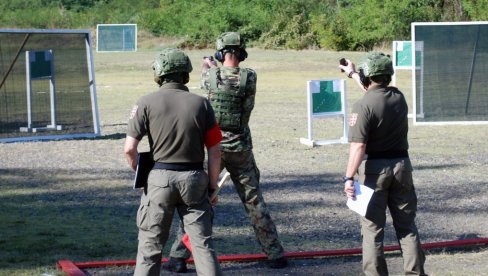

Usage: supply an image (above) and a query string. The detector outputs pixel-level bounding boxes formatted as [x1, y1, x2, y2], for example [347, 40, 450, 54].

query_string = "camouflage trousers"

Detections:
[169, 150, 285, 260]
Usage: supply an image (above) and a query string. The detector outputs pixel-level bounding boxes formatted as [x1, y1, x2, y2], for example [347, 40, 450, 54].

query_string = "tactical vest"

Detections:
[208, 67, 247, 132]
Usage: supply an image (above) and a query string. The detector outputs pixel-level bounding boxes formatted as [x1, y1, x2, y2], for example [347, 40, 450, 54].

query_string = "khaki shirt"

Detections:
[127, 82, 217, 163]
[348, 86, 409, 154]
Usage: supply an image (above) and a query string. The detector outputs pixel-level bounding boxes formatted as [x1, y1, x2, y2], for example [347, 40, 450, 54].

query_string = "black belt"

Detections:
[366, 150, 409, 160]
[153, 162, 203, 171]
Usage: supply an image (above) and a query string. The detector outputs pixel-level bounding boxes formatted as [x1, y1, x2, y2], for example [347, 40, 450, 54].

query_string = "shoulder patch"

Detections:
[129, 105, 138, 120]
[349, 113, 358, 126]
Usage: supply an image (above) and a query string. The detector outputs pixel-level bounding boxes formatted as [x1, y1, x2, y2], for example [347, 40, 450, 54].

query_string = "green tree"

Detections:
[0, 0, 483, 50]
[461, 0, 488, 20]
[259, 0, 333, 49]
[336, 0, 441, 50]
[139, 0, 274, 48]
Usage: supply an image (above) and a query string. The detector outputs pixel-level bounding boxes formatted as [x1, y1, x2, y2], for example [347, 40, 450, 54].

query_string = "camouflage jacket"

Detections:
[202, 66, 257, 152]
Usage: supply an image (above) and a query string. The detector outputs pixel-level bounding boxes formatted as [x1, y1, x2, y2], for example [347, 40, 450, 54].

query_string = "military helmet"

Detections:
[216, 32, 245, 51]
[359, 52, 394, 77]
[152, 48, 193, 77]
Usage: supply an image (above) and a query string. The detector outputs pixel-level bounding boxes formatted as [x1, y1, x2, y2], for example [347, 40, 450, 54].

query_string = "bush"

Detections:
[334, 0, 442, 51]
[0, 0, 481, 51]
[462, 0, 488, 20]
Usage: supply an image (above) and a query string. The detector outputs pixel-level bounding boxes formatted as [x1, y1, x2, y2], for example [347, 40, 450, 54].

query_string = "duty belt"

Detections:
[153, 162, 203, 171]
[366, 150, 409, 160]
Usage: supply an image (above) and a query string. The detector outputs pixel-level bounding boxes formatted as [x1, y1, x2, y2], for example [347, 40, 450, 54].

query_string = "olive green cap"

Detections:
[216, 32, 245, 51]
[152, 48, 193, 77]
[359, 52, 394, 77]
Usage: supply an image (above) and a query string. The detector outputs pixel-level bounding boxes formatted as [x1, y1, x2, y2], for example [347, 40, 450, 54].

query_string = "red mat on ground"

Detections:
[57, 237, 488, 276]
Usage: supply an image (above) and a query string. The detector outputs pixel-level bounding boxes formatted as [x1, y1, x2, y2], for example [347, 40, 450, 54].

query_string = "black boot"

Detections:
[266, 257, 288, 269]
[162, 257, 188, 273]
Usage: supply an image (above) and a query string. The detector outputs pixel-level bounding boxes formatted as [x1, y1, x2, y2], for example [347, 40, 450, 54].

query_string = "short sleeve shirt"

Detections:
[127, 82, 217, 163]
[348, 86, 409, 154]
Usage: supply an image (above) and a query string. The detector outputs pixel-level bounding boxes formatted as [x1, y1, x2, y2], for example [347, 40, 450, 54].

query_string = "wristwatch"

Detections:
[342, 176, 354, 183]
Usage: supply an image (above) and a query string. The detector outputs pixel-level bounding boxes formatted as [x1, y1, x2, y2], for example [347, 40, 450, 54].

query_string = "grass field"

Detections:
[0, 48, 487, 275]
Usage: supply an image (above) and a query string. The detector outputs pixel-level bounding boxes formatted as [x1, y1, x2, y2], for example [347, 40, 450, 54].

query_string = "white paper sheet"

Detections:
[346, 181, 374, 217]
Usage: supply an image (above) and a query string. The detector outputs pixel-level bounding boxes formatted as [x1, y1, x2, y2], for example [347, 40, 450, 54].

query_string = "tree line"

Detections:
[1, 0, 487, 50]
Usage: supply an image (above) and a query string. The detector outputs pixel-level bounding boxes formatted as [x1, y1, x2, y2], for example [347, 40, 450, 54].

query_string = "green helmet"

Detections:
[152, 48, 193, 77]
[359, 52, 394, 77]
[216, 32, 245, 51]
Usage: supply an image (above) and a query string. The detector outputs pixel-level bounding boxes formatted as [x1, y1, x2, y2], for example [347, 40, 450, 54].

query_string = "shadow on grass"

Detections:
[69, 132, 126, 141]
[414, 163, 464, 170]
[98, 133, 127, 140]
[0, 168, 486, 271]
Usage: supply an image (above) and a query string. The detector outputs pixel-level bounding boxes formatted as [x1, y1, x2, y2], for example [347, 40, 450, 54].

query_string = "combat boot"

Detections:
[162, 257, 188, 273]
[266, 256, 288, 269]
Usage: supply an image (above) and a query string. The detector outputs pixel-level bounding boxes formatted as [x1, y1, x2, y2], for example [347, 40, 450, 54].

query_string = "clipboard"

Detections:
[133, 152, 155, 189]
[346, 181, 374, 217]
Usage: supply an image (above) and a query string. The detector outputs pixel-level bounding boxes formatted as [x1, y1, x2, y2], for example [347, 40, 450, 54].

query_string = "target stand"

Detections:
[20, 50, 63, 133]
[300, 79, 348, 146]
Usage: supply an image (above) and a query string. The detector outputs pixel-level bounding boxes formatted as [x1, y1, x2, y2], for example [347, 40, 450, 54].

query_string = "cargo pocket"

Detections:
[394, 159, 415, 191]
[136, 196, 151, 231]
[361, 159, 388, 190]
[361, 160, 389, 221]
[180, 171, 208, 206]
[148, 170, 169, 188]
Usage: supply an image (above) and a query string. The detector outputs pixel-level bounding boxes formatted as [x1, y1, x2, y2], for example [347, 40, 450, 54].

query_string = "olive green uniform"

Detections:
[168, 66, 285, 261]
[128, 82, 222, 276]
[349, 86, 426, 276]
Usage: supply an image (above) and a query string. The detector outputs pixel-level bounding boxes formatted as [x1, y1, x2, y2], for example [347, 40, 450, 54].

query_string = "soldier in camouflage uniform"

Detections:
[163, 32, 287, 273]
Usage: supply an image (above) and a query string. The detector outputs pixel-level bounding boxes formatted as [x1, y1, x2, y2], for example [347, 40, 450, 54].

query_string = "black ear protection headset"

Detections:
[214, 47, 248, 63]
[358, 69, 392, 88]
